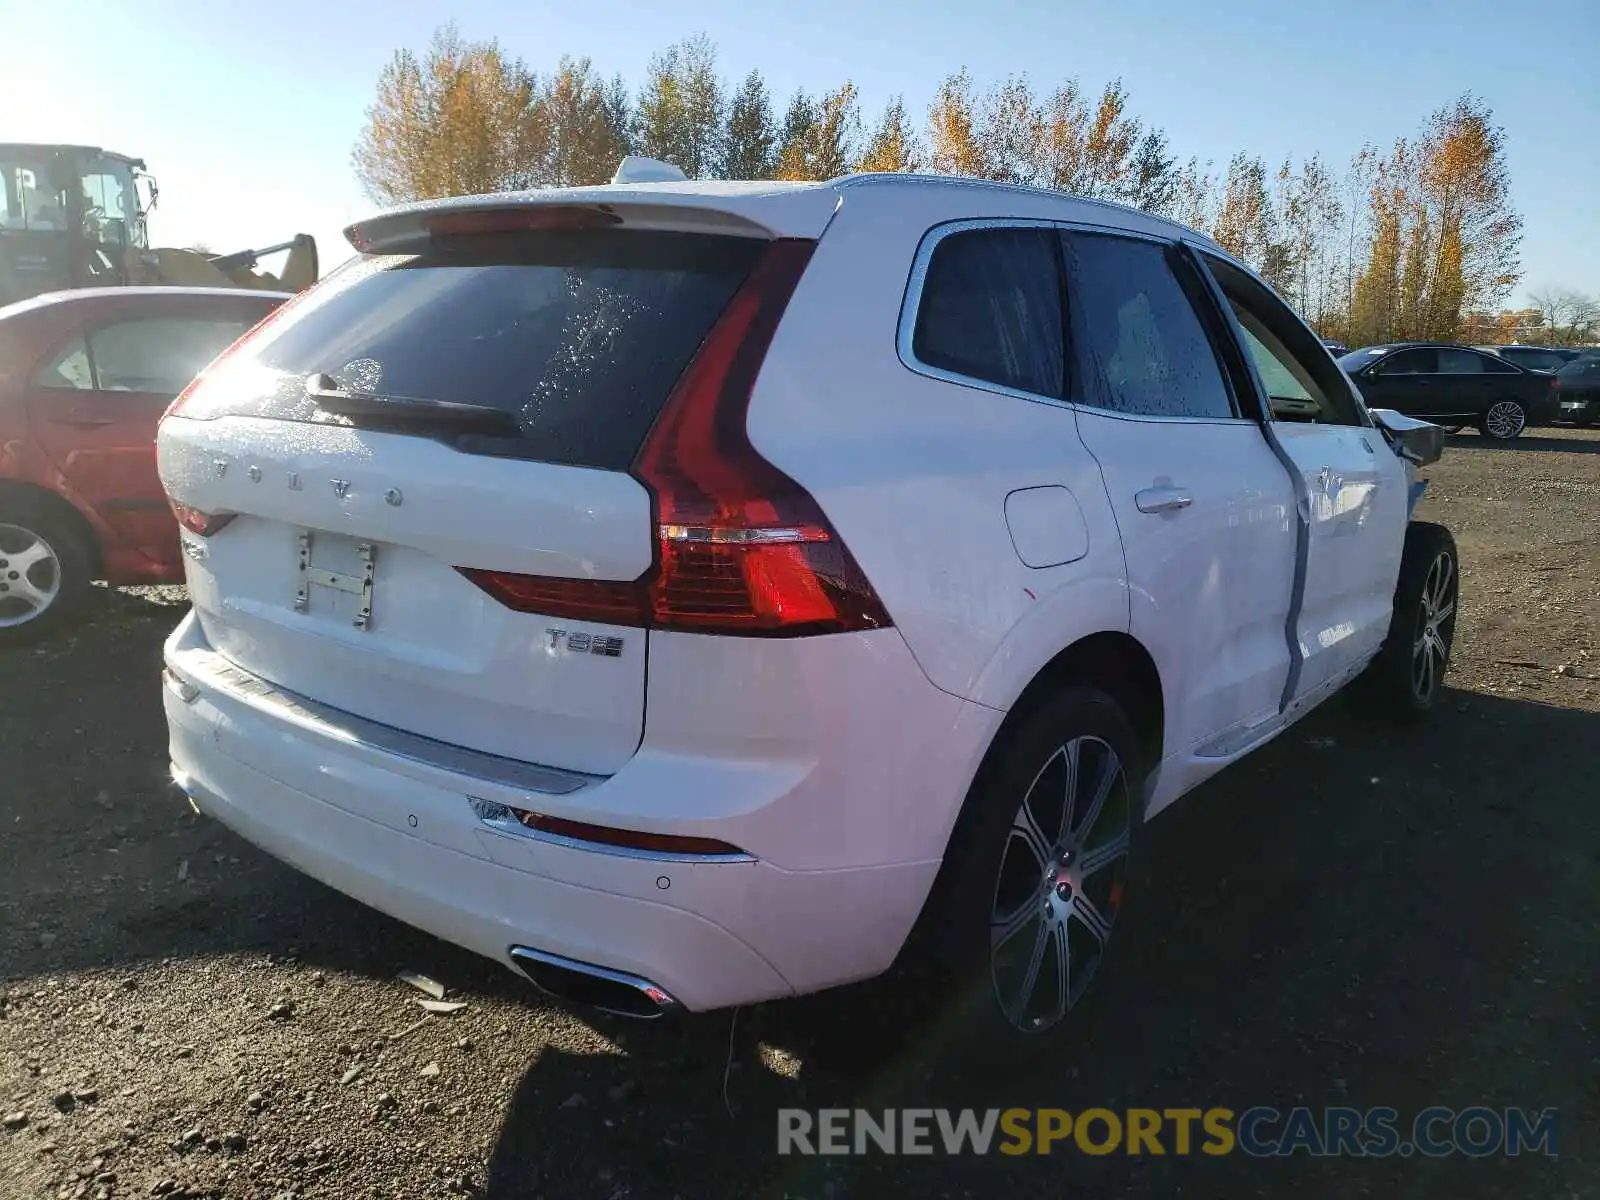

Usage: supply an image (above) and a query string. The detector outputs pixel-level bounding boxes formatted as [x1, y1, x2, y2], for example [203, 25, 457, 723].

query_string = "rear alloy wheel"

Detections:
[990, 734, 1133, 1032]
[908, 687, 1146, 1047]
[1480, 400, 1527, 440]
[0, 505, 93, 645]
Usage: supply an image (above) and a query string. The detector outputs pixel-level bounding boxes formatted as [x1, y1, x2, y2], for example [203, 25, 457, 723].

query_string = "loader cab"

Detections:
[0, 144, 149, 304]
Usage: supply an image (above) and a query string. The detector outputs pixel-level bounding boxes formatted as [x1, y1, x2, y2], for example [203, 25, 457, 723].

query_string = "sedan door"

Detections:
[23, 306, 262, 571]
[1355, 347, 1442, 418]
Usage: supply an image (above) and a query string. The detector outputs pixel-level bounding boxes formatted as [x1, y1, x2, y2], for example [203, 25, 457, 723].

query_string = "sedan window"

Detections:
[90, 317, 253, 393]
[34, 335, 95, 390]
[1376, 348, 1437, 375]
[1436, 348, 1486, 375]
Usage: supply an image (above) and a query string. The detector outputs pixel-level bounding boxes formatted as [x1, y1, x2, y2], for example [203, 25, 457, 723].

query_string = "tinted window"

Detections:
[176, 231, 765, 470]
[1435, 347, 1486, 375]
[1378, 348, 1437, 375]
[1478, 354, 1519, 374]
[1062, 233, 1233, 419]
[911, 227, 1064, 397]
[1557, 356, 1600, 380]
[91, 317, 254, 393]
[1500, 348, 1565, 371]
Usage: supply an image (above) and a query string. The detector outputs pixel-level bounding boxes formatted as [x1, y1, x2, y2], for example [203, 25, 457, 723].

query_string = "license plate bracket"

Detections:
[295, 530, 377, 630]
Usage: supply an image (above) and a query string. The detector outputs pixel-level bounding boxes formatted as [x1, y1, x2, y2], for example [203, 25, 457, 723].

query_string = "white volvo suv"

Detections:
[157, 161, 1457, 1039]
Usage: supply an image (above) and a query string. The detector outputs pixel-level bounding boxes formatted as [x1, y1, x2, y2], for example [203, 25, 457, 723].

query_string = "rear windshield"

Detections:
[176, 230, 765, 469]
[1557, 355, 1600, 380]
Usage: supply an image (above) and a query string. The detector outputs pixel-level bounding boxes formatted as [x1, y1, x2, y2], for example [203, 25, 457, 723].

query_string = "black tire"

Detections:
[903, 686, 1148, 1048]
[1355, 521, 1459, 721]
[0, 497, 94, 646]
[1439, 425, 1464, 435]
[1478, 398, 1527, 440]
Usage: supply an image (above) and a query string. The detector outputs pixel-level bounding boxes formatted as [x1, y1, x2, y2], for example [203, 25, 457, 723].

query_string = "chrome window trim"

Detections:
[896, 217, 1250, 425]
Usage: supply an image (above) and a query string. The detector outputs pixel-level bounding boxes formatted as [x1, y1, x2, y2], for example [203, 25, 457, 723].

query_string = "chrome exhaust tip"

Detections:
[508, 947, 681, 1020]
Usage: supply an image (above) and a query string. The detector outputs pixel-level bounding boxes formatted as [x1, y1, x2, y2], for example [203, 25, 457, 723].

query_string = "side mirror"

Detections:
[1369, 408, 1444, 466]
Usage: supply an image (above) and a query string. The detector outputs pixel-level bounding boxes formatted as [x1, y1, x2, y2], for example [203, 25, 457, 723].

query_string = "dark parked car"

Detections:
[1338, 342, 1556, 440]
[1473, 345, 1585, 374]
[1321, 337, 1349, 356]
[0, 286, 290, 640]
[1552, 354, 1600, 427]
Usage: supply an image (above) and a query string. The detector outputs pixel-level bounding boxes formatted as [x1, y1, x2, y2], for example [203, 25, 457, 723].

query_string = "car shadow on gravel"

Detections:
[479, 688, 1599, 1199]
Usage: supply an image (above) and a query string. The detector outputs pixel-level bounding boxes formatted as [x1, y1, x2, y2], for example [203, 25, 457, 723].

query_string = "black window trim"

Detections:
[896, 217, 1256, 425]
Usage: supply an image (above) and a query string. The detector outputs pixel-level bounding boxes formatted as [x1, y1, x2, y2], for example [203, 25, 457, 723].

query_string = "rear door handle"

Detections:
[56, 410, 114, 428]
[1135, 486, 1193, 513]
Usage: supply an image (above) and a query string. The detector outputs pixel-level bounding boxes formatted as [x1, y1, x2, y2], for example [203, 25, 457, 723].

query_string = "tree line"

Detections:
[353, 26, 1534, 347]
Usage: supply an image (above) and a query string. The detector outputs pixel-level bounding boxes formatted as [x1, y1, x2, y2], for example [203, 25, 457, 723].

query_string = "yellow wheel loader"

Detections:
[0, 143, 318, 306]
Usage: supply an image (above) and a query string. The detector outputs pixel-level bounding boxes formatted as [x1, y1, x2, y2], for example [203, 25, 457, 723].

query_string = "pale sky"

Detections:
[3, 0, 1595, 304]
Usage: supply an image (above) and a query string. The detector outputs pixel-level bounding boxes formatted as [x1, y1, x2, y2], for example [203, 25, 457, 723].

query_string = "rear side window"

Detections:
[910, 227, 1064, 398]
[1502, 348, 1564, 371]
[177, 231, 765, 470]
[1437, 348, 1486, 375]
[37, 316, 255, 394]
[1061, 232, 1235, 419]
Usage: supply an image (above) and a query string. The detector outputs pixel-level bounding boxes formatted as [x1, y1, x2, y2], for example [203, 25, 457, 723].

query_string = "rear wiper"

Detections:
[304, 373, 520, 437]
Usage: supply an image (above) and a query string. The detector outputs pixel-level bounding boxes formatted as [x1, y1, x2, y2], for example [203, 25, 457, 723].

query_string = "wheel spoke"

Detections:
[10, 573, 49, 610]
[1433, 598, 1455, 623]
[1057, 739, 1082, 840]
[992, 888, 1045, 951]
[1011, 791, 1053, 872]
[1077, 826, 1130, 879]
[1005, 916, 1052, 1023]
[1048, 920, 1070, 1024]
[8, 537, 53, 576]
[1070, 891, 1114, 946]
[1073, 745, 1120, 843]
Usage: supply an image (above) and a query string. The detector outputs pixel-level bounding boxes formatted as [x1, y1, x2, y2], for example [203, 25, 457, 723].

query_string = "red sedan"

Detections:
[0, 286, 290, 642]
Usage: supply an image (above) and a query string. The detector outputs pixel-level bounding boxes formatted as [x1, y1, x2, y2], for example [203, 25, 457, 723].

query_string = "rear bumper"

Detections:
[163, 612, 974, 1011]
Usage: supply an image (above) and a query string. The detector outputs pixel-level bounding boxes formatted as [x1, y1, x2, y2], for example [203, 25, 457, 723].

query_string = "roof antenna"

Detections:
[611, 156, 688, 185]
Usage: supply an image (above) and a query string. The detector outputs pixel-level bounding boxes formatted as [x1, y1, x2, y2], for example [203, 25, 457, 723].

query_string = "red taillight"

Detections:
[170, 502, 235, 537]
[457, 238, 893, 637]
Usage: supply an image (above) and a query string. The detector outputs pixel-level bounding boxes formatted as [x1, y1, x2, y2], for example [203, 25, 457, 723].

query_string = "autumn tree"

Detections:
[721, 70, 777, 178]
[926, 70, 986, 178]
[857, 96, 923, 172]
[1123, 130, 1177, 215]
[540, 57, 629, 186]
[976, 76, 1043, 185]
[353, 24, 546, 203]
[635, 34, 723, 178]
[773, 83, 859, 180]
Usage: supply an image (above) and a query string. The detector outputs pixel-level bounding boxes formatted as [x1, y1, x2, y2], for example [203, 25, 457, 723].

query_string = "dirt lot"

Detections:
[2, 430, 1597, 1200]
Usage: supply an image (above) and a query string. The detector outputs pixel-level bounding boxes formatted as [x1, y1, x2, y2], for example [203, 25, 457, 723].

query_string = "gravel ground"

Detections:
[2, 429, 1597, 1200]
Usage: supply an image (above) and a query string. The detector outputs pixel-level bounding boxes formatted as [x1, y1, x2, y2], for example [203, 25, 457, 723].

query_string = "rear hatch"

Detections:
[158, 205, 822, 777]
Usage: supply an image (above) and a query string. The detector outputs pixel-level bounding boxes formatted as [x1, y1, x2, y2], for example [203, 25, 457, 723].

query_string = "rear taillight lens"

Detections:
[170, 503, 235, 537]
[459, 238, 893, 637]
